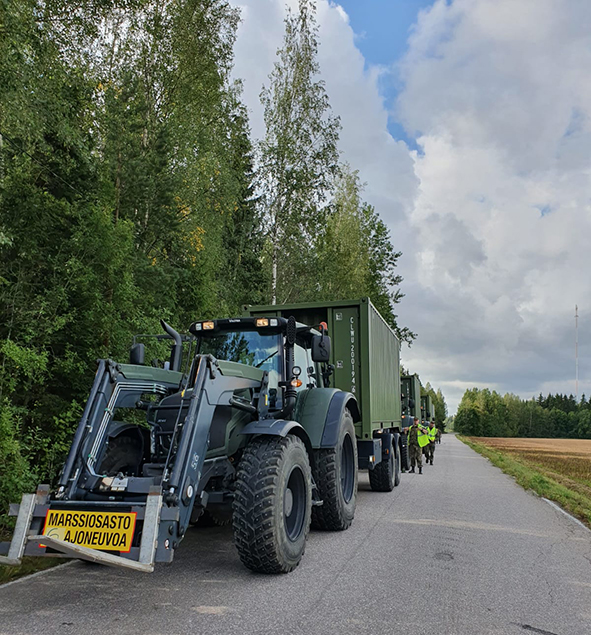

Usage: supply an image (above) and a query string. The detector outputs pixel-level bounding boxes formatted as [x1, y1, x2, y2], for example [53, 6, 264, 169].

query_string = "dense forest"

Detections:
[0, 0, 422, 527]
[455, 388, 591, 439]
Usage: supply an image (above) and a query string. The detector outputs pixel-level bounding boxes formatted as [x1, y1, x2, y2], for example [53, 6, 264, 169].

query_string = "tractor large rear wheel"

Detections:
[99, 434, 143, 476]
[233, 435, 312, 574]
[311, 409, 358, 531]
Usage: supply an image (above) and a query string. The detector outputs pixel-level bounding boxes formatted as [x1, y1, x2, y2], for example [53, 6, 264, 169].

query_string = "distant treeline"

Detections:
[455, 388, 591, 438]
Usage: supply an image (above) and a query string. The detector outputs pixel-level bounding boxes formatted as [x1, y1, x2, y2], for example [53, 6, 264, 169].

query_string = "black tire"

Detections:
[191, 507, 233, 527]
[369, 434, 396, 492]
[393, 433, 401, 487]
[311, 408, 358, 531]
[99, 435, 143, 476]
[233, 435, 312, 574]
[401, 437, 411, 471]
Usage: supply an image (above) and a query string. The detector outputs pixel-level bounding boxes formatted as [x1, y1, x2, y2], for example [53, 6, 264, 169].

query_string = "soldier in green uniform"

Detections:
[407, 417, 429, 474]
[426, 421, 437, 465]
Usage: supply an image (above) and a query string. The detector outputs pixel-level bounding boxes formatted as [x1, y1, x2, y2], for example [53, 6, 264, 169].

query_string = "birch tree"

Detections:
[258, 0, 340, 304]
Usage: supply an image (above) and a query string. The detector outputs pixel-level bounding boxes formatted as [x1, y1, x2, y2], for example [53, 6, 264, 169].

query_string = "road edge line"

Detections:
[542, 498, 591, 534]
[0, 560, 76, 590]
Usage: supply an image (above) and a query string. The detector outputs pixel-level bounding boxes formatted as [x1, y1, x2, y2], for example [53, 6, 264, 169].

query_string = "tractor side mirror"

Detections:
[311, 334, 331, 363]
[130, 343, 145, 366]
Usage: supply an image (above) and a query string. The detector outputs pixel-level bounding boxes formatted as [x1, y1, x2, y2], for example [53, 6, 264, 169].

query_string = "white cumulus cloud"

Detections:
[396, 0, 591, 411]
[230, 0, 591, 413]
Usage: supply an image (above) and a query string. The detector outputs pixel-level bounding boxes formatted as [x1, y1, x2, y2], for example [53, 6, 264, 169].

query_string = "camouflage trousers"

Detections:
[409, 444, 422, 468]
[425, 442, 436, 462]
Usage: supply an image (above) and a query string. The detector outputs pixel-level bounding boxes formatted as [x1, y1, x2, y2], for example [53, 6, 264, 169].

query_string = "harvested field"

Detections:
[470, 437, 591, 487]
[471, 437, 591, 456]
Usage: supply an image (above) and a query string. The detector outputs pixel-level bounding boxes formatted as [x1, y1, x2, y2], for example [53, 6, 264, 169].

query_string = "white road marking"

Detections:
[0, 560, 76, 590]
[542, 498, 591, 533]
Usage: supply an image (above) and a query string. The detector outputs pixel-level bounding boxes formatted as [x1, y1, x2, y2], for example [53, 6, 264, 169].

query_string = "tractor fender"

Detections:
[293, 388, 360, 449]
[107, 421, 144, 440]
[240, 419, 313, 459]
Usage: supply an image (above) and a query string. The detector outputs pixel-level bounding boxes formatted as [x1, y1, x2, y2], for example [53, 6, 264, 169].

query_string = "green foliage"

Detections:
[0, 0, 417, 540]
[0, 401, 36, 531]
[455, 388, 591, 438]
[0, 0, 261, 532]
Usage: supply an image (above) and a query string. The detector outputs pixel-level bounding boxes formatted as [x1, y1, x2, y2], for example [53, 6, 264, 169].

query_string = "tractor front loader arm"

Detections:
[1, 355, 264, 572]
[163, 355, 263, 540]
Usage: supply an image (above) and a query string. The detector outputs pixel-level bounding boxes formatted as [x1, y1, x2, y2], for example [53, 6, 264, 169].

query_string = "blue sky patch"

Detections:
[336, 0, 435, 145]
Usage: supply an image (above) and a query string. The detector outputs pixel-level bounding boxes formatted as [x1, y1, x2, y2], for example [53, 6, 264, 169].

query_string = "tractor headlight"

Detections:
[255, 318, 269, 327]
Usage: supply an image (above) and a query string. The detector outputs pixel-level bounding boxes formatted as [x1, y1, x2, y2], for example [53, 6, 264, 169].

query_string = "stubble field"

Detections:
[470, 437, 591, 486]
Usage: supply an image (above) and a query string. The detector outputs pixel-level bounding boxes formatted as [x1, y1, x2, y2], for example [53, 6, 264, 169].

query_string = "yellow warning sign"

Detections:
[42, 510, 137, 553]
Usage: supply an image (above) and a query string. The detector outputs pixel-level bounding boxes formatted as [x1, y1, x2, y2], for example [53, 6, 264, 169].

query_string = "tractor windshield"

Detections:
[198, 331, 283, 376]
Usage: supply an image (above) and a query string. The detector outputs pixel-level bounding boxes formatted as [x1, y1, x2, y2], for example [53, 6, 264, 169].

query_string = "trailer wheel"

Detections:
[401, 439, 411, 472]
[233, 435, 312, 573]
[99, 435, 143, 476]
[311, 408, 358, 531]
[369, 434, 396, 492]
[393, 433, 401, 487]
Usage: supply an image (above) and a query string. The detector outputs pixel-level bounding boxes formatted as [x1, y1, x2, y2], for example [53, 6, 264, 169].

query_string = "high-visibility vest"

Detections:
[418, 428, 430, 448]
[428, 427, 437, 442]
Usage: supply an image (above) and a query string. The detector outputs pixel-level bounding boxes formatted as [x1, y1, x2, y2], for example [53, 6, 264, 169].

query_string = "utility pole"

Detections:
[575, 305, 579, 401]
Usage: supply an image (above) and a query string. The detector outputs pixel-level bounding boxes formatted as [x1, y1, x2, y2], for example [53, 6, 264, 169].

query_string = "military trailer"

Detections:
[400, 373, 422, 470]
[1, 316, 359, 575]
[247, 298, 403, 492]
[421, 394, 434, 423]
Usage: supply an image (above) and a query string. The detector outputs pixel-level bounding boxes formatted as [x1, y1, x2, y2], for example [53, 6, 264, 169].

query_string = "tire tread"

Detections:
[233, 435, 310, 574]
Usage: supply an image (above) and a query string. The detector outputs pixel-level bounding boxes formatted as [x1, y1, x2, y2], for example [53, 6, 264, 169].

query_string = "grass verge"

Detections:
[0, 557, 65, 586]
[1, 527, 65, 585]
[458, 435, 591, 529]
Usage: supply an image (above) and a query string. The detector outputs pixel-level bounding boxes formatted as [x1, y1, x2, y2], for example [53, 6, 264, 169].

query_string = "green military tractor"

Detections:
[1, 316, 359, 574]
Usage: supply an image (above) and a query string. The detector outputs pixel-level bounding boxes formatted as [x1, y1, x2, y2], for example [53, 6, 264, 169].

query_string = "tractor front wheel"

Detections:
[233, 435, 312, 573]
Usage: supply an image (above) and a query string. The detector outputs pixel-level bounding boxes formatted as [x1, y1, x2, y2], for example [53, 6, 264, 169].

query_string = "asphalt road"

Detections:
[2, 435, 590, 635]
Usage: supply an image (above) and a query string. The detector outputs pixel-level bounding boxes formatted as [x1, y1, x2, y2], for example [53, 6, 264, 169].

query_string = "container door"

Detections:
[331, 307, 361, 406]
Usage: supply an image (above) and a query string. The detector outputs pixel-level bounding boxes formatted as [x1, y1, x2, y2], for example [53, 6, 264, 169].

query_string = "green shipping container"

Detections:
[401, 374, 421, 422]
[420, 394, 433, 422]
[246, 298, 401, 441]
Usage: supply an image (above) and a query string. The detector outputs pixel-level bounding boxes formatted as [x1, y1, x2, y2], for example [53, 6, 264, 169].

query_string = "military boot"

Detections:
[430, 459, 433, 465]
[419, 466, 423, 474]
[409, 467, 415, 473]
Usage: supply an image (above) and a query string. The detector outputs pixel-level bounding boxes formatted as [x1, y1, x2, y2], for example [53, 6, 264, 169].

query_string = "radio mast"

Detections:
[575, 305, 579, 401]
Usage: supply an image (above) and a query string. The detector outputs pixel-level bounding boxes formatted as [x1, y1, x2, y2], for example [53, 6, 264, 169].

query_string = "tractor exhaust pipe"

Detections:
[160, 320, 183, 372]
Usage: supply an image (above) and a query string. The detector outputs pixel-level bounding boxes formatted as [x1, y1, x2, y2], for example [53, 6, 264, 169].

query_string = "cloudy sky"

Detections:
[230, 0, 591, 413]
